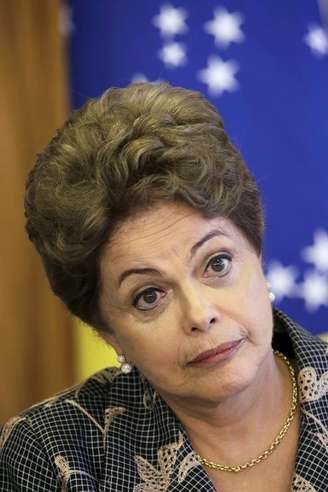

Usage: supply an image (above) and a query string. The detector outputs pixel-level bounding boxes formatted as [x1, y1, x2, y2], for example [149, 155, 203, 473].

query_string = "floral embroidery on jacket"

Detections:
[298, 367, 328, 402]
[292, 472, 318, 491]
[0, 416, 27, 449]
[55, 455, 71, 492]
[143, 388, 158, 409]
[54, 454, 97, 491]
[301, 408, 328, 454]
[103, 406, 126, 446]
[177, 451, 200, 484]
[65, 399, 105, 434]
[133, 431, 184, 491]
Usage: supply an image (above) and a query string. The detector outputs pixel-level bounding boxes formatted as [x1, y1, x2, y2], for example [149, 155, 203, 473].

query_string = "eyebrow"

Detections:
[118, 228, 227, 287]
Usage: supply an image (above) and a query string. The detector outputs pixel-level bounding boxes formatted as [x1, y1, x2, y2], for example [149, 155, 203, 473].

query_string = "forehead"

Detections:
[101, 202, 246, 268]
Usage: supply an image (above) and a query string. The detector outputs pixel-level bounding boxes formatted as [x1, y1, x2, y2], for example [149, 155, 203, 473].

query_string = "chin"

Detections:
[183, 371, 251, 405]
[197, 357, 259, 401]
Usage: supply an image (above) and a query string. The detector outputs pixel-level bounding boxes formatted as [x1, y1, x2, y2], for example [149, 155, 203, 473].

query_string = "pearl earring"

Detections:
[117, 354, 132, 374]
[266, 282, 276, 303]
[269, 291, 276, 302]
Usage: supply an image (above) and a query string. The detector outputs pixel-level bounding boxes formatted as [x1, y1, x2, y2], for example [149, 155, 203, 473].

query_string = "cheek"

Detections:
[114, 314, 179, 368]
[240, 262, 269, 307]
[234, 268, 273, 338]
[248, 303, 273, 348]
[127, 332, 182, 388]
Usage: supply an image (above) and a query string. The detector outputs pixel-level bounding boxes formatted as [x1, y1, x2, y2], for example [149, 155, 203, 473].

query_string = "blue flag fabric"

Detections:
[66, 0, 328, 334]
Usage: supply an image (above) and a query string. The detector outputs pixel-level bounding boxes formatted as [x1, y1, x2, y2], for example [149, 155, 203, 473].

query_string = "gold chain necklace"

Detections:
[195, 350, 298, 473]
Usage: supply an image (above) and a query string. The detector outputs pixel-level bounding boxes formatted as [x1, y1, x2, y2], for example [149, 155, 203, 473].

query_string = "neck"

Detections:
[159, 350, 292, 463]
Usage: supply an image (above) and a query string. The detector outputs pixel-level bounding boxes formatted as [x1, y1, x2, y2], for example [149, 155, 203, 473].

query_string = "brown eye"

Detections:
[206, 254, 232, 277]
[133, 287, 164, 311]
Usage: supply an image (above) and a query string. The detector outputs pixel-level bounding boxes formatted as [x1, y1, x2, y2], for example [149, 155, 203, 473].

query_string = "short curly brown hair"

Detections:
[25, 82, 264, 333]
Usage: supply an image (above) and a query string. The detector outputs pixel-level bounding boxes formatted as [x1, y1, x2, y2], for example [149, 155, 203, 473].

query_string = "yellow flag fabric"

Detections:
[75, 322, 118, 381]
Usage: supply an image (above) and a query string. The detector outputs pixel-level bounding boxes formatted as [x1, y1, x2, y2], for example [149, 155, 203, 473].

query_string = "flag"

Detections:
[64, 0, 328, 356]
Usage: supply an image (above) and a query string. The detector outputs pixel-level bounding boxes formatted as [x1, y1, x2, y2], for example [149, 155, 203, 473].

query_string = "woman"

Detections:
[1, 83, 327, 491]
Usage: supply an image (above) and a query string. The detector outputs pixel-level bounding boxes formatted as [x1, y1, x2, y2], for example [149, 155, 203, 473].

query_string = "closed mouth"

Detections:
[190, 339, 243, 363]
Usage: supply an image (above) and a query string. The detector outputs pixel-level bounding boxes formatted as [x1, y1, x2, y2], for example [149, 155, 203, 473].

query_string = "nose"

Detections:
[179, 282, 219, 335]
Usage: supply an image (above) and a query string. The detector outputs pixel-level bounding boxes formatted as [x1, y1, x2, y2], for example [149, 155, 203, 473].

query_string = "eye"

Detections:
[133, 287, 165, 311]
[205, 253, 232, 277]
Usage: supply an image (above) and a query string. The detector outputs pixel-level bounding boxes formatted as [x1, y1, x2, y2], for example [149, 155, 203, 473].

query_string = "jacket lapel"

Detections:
[275, 310, 328, 491]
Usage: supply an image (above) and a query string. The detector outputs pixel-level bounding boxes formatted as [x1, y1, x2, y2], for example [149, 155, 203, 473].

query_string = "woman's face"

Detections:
[99, 201, 273, 406]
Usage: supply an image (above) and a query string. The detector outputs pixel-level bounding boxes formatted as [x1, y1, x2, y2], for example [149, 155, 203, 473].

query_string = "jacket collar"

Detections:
[274, 309, 328, 490]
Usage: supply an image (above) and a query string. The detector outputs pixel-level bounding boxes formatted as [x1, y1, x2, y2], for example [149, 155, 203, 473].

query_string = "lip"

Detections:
[189, 339, 244, 364]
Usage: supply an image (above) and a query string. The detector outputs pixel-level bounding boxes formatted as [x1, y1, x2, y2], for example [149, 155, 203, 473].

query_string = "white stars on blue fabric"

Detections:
[304, 24, 328, 56]
[302, 230, 328, 273]
[152, 4, 188, 38]
[158, 41, 187, 68]
[148, 3, 328, 95]
[149, 4, 245, 93]
[198, 56, 239, 96]
[204, 7, 245, 48]
[152, 4, 188, 71]
[199, 6, 244, 94]
[300, 270, 328, 312]
[267, 229, 328, 312]
[301, 230, 328, 311]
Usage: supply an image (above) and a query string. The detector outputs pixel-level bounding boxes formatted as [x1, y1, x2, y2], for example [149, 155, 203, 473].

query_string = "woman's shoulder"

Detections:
[0, 366, 128, 490]
[2, 366, 124, 439]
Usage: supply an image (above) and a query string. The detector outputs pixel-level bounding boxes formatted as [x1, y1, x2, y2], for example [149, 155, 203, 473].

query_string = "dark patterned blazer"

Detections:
[1, 310, 328, 491]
